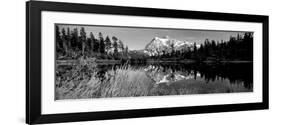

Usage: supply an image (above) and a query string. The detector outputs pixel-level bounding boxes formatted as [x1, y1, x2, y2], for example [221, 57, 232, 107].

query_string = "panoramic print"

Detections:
[55, 24, 253, 100]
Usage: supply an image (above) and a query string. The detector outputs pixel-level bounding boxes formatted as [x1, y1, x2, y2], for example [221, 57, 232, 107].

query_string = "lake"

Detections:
[55, 62, 253, 100]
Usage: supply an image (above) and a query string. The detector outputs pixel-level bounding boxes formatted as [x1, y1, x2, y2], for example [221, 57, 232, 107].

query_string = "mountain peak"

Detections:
[155, 35, 169, 39]
[144, 36, 198, 56]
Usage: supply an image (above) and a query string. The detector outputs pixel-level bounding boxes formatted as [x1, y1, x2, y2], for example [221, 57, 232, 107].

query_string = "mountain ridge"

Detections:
[144, 36, 200, 56]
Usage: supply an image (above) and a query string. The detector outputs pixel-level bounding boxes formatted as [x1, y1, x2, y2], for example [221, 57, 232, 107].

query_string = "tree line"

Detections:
[152, 32, 253, 61]
[56, 26, 129, 60]
[56, 25, 253, 62]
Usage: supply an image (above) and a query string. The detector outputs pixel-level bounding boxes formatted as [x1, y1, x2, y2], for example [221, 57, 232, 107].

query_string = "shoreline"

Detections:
[56, 59, 253, 65]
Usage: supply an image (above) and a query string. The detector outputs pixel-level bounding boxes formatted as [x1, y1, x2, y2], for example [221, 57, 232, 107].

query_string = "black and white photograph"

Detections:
[24, 1, 270, 124]
[55, 24, 254, 100]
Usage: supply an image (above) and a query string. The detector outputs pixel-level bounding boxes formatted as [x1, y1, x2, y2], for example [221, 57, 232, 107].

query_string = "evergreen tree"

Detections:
[118, 40, 124, 51]
[118, 40, 125, 58]
[112, 36, 118, 57]
[125, 45, 129, 57]
[70, 28, 79, 51]
[90, 32, 99, 53]
[104, 36, 112, 54]
[193, 42, 197, 53]
[80, 27, 86, 55]
[88, 32, 94, 52]
[55, 26, 63, 54]
[170, 43, 175, 57]
[66, 27, 71, 51]
[193, 42, 197, 59]
[86, 38, 92, 54]
[99, 32, 105, 54]
[61, 28, 69, 55]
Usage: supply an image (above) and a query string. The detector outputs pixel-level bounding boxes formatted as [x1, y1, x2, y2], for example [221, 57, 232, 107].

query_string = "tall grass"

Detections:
[55, 60, 154, 100]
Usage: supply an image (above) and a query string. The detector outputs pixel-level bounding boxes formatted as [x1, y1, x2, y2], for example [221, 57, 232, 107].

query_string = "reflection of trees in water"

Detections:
[195, 63, 253, 89]
[140, 63, 253, 89]
[84, 63, 253, 89]
[56, 62, 253, 90]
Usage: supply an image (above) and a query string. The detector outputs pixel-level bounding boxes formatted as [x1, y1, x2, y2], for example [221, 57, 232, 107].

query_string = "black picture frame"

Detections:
[26, 1, 269, 124]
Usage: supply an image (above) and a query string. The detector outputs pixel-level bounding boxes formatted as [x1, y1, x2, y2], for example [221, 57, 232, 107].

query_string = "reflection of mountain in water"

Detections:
[144, 65, 201, 84]
[143, 63, 253, 90]
[93, 63, 253, 91]
[142, 63, 253, 95]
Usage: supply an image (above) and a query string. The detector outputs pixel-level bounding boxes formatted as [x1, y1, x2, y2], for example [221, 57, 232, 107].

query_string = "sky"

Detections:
[57, 24, 249, 50]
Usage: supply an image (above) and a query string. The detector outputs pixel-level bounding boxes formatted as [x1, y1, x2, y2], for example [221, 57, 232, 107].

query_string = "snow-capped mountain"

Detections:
[144, 36, 200, 56]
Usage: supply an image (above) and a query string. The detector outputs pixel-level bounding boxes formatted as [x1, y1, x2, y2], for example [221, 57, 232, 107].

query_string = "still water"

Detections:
[55, 62, 253, 99]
